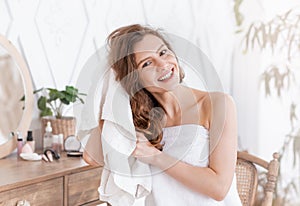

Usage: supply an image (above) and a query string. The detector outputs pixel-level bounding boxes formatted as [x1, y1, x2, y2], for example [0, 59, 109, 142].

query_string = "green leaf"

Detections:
[78, 92, 87, 96]
[66, 86, 78, 95]
[47, 88, 57, 92]
[48, 89, 65, 102]
[40, 107, 53, 117]
[77, 96, 85, 104]
[60, 97, 70, 105]
[62, 91, 76, 102]
[33, 88, 43, 94]
[37, 96, 47, 110]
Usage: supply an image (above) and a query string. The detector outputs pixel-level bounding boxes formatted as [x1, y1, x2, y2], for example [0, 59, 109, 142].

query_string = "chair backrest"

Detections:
[235, 151, 280, 206]
[236, 157, 258, 205]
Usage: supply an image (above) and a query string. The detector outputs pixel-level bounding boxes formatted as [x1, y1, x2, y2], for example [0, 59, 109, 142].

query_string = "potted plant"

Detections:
[34, 85, 86, 140]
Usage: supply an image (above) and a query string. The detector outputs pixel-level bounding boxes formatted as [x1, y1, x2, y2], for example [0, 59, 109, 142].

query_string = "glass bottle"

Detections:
[43, 122, 53, 149]
[26, 130, 35, 152]
[16, 132, 23, 156]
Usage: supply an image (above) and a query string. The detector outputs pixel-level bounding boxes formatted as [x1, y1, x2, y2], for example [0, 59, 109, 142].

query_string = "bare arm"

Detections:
[133, 93, 238, 201]
[83, 120, 105, 166]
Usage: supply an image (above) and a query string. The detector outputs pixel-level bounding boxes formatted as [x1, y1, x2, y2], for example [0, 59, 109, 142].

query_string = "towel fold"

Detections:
[79, 68, 152, 206]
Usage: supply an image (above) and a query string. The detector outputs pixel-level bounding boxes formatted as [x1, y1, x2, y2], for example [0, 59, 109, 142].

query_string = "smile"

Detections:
[158, 68, 174, 81]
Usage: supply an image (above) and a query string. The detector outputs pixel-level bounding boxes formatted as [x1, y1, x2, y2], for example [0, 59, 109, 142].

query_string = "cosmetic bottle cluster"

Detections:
[15, 121, 63, 157]
[16, 131, 35, 155]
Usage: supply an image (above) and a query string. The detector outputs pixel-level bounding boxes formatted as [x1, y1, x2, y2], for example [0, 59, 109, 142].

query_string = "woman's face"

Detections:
[133, 34, 180, 93]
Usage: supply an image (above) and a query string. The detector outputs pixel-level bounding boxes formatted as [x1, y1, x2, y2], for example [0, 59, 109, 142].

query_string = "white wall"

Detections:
[0, 0, 236, 148]
[234, 0, 300, 160]
[0, 0, 235, 90]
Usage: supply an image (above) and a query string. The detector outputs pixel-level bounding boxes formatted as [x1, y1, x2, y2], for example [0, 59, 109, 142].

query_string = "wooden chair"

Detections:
[235, 151, 280, 206]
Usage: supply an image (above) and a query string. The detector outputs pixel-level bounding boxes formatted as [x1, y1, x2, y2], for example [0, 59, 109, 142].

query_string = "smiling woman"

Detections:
[83, 24, 242, 206]
[134, 34, 181, 93]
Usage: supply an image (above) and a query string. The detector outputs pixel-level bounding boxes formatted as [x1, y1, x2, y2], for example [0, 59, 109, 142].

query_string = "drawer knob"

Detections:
[16, 200, 30, 206]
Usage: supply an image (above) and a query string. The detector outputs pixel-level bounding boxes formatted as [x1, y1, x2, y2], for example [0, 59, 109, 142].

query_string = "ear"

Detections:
[179, 66, 185, 82]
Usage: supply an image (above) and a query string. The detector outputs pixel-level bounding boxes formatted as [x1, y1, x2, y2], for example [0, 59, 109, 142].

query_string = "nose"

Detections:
[154, 56, 168, 71]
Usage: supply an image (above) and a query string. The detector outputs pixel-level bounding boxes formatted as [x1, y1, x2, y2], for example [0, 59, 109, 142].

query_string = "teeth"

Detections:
[158, 70, 173, 81]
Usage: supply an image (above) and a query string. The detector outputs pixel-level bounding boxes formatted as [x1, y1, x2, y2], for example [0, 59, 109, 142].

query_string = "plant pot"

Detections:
[41, 116, 76, 141]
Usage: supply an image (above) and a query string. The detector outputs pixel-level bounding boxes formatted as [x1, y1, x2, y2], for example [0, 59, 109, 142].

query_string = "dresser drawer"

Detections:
[0, 177, 63, 206]
[68, 167, 102, 205]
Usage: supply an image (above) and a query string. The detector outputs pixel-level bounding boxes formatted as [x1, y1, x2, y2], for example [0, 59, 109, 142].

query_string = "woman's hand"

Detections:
[132, 131, 162, 165]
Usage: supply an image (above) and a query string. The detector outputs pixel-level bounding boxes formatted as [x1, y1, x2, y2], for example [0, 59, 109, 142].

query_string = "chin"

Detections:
[161, 82, 180, 92]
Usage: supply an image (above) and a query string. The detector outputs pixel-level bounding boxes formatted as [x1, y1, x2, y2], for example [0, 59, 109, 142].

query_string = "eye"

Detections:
[159, 49, 167, 56]
[142, 61, 151, 68]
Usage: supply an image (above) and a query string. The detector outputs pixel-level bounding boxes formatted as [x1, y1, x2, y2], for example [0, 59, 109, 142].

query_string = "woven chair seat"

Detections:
[236, 151, 280, 206]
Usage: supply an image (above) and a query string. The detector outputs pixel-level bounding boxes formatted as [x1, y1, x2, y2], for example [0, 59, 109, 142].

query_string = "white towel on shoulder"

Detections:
[79, 68, 152, 206]
[99, 70, 152, 205]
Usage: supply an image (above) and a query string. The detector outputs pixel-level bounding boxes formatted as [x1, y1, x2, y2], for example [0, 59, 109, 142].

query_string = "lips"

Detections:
[158, 68, 174, 81]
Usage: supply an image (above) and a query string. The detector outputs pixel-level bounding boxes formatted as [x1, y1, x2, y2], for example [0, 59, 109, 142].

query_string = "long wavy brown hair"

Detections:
[107, 24, 185, 150]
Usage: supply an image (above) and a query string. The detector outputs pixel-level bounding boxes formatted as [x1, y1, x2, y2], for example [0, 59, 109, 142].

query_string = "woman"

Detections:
[84, 24, 242, 205]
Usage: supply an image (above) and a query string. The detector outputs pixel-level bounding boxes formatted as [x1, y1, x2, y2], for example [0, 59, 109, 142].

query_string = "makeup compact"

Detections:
[64, 135, 82, 157]
[67, 151, 83, 157]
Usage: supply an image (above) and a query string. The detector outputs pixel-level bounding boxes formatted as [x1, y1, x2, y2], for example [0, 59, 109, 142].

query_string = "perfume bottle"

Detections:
[26, 131, 35, 152]
[16, 132, 23, 156]
[21, 131, 35, 153]
[43, 122, 53, 149]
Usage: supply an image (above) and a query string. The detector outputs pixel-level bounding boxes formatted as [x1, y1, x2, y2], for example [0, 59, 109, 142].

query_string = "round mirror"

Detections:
[0, 34, 33, 159]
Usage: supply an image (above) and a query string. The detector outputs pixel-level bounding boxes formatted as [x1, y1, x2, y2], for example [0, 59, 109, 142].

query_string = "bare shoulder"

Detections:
[207, 92, 235, 106]
[190, 90, 234, 108]
[190, 89, 210, 127]
[207, 92, 236, 119]
[191, 90, 236, 128]
[189, 89, 207, 108]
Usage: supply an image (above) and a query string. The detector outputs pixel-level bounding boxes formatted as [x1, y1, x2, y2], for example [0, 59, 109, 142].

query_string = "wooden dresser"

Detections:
[0, 152, 104, 206]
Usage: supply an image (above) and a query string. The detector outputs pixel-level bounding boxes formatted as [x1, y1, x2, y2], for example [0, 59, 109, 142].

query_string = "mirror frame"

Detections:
[0, 34, 33, 159]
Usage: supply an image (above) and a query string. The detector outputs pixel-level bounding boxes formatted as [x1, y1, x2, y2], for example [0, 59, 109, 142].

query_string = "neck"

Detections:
[151, 85, 195, 119]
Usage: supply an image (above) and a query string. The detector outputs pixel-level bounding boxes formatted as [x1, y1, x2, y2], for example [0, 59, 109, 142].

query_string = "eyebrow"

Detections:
[136, 44, 165, 67]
